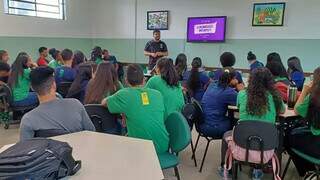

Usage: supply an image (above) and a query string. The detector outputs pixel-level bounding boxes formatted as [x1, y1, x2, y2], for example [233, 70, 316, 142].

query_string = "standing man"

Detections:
[144, 30, 168, 70]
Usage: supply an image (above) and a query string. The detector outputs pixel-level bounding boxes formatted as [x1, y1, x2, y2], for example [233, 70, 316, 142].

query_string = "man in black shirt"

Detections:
[144, 30, 168, 70]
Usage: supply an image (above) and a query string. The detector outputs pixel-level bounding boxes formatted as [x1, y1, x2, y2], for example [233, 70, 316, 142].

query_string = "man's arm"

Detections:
[20, 118, 35, 141]
[155, 51, 168, 57]
[144, 51, 156, 58]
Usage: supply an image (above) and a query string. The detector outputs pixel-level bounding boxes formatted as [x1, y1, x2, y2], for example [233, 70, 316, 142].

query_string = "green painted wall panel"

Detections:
[1, 36, 319, 72]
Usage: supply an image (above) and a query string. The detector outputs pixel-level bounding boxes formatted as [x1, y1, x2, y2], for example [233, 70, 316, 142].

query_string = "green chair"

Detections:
[158, 111, 191, 180]
[282, 148, 320, 179]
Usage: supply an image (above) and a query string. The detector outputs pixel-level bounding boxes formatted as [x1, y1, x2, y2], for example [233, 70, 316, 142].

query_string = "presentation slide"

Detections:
[187, 16, 227, 42]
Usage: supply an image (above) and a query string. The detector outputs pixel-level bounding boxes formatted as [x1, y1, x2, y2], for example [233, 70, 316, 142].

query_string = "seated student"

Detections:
[183, 57, 210, 102]
[48, 48, 63, 69]
[102, 49, 117, 64]
[214, 52, 244, 84]
[266, 52, 288, 78]
[287, 56, 305, 91]
[67, 63, 94, 103]
[146, 58, 185, 118]
[266, 60, 293, 102]
[72, 50, 87, 69]
[287, 67, 320, 178]
[84, 62, 123, 104]
[219, 67, 284, 179]
[37, 47, 49, 66]
[0, 50, 9, 64]
[200, 67, 239, 138]
[247, 51, 264, 71]
[0, 62, 10, 84]
[55, 49, 76, 86]
[175, 53, 187, 81]
[90, 46, 103, 65]
[102, 64, 169, 154]
[8, 52, 39, 107]
[20, 67, 95, 141]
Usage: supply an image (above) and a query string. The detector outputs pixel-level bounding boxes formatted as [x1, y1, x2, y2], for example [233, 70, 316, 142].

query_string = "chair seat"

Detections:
[158, 152, 179, 169]
[292, 148, 320, 165]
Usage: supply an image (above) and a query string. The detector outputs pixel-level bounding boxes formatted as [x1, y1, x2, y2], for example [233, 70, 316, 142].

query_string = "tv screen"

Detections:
[187, 16, 227, 42]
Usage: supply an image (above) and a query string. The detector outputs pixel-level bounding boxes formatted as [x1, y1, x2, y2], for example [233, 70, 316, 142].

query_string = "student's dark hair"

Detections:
[90, 46, 102, 62]
[153, 30, 160, 34]
[61, 49, 73, 61]
[72, 50, 87, 68]
[157, 58, 179, 87]
[287, 56, 303, 74]
[266, 60, 287, 77]
[0, 62, 10, 72]
[84, 62, 120, 104]
[218, 67, 236, 89]
[306, 67, 320, 129]
[30, 67, 55, 96]
[220, 52, 236, 67]
[8, 52, 30, 88]
[246, 67, 283, 116]
[67, 62, 93, 98]
[49, 48, 60, 60]
[38, 47, 47, 54]
[126, 64, 144, 86]
[266, 52, 288, 78]
[247, 51, 256, 61]
[0, 50, 7, 61]
[187, 57, 202, 93]
[175, 53, 187, 78]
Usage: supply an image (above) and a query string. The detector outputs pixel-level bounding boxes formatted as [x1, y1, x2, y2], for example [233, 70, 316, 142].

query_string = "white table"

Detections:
[0, 131, 164, 180]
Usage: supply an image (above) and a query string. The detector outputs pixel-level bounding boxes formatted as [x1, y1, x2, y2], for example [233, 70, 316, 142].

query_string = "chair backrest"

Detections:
[165, 111, 191, 153]
[84, 104, 121, 135]
[34, 129, 68, 138]
[57, 82, 72, 98]
[181, 103, 196, 129]
[233, 120, 278, 151]
[0, 83, 13, 106]
[191, 98, 204, 125]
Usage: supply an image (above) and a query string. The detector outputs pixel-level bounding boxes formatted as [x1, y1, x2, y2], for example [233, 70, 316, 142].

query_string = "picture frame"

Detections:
[147, 11, 169, 30]
[252, 2, 286, 26]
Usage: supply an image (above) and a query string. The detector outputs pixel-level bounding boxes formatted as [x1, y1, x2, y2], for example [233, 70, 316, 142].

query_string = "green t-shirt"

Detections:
[146, 75, 185, 118]
[13, 68, 31, 101]
[48, 60, 61, 69]
[274, 76, 288, 82]
[237, 90, 284, 124]
[107, 87, 169, 154]
[95, 57, 103, 65]
[295, 95, 320, 135]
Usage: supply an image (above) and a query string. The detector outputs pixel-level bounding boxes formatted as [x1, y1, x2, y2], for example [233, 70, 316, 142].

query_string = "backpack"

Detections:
[0, 138, 81, 180]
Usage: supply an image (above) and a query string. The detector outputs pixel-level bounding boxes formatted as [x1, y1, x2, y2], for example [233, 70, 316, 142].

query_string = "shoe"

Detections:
[252, 168, 264, 180]
[217, 166, 232, 180]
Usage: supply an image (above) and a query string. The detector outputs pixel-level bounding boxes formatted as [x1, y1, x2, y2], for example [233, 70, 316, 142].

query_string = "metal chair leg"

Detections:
[192, 133, 201, 160]
[190, 140, 197, 167]
[199, 138, 210, 173]
[281, 157, 292, 179]
[174, 166, 181, 180]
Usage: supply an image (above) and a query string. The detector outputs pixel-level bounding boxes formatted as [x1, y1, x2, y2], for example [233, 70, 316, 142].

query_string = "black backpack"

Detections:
[0, 138, 81, 180]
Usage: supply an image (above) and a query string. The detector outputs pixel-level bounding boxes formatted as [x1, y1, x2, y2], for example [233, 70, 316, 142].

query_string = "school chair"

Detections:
[158, 111, 191, 180]
[57, 82, 72, 98]
[84, 104, 122, 135]
[191, 98, 221, 172]
[225, 121, 280, 180]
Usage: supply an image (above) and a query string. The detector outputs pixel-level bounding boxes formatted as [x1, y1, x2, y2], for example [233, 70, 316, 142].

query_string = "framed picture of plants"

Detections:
[147, 11, 169, 30]
[252, 2, 286, 26]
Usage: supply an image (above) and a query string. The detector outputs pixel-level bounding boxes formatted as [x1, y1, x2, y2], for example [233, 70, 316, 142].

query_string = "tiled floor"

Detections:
[0, 123, 300, 180]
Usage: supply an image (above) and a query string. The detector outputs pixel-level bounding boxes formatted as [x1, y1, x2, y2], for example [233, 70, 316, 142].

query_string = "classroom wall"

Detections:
[91, 0, 320, 72]
[0, 0, 93, 61]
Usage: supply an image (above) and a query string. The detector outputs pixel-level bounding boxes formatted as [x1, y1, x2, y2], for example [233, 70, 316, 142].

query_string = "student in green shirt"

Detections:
[48, 48, 63, 69]
[84, 62, 123, 104]
[102, 64, 169, 154]
[8, 52, 39, 107]
[90, 46, 103, 65]
[219, 68, 284, 179]
[286, 67, 320, 178]
[146, 58, 185, 118]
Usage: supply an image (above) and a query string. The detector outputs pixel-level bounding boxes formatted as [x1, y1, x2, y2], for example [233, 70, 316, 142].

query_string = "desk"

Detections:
[0, 131, 164, 180]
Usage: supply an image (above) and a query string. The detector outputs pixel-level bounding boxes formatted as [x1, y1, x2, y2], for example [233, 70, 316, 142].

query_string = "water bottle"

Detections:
[287, 82, 298, 109]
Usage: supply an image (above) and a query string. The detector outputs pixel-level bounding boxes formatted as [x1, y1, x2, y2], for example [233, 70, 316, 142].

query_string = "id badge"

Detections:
[141, 92, 150, 105]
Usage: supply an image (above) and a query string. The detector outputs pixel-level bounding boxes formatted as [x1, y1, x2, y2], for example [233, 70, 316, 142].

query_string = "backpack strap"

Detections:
[271, 153, 281, 180]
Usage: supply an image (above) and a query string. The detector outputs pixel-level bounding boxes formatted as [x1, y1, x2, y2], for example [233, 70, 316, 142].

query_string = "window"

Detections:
[3, 0, 66, 20]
